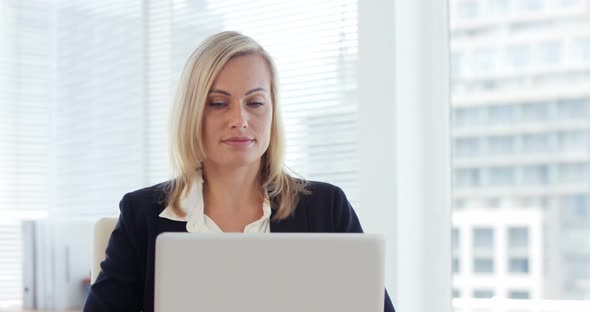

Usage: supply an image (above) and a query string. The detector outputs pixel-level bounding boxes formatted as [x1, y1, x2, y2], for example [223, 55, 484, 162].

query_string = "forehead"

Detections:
[211, 53, 272, 91]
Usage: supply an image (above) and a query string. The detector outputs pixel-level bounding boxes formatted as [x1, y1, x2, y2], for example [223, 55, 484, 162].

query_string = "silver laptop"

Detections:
[155, 233, 385, 312]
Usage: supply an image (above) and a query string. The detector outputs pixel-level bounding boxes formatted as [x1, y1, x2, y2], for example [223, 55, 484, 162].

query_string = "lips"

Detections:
[223, 136, 254, 143]
[222, 137, 255, 147]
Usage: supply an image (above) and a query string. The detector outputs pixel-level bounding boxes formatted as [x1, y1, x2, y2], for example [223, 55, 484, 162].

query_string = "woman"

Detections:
[84, 31, 395, 312]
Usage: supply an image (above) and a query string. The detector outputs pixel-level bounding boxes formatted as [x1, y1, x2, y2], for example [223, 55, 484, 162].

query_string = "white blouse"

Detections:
[158, 172, 271, 233]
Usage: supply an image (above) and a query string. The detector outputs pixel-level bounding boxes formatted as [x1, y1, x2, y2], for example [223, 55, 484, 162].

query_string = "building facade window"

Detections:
[453, 257, 461, 274]
[565, 255, 590, 279]
[536, 41, 562, 65]
[521, 165, 549, 185]
[506, 45, 531, 68]
[521, 133, 550, 153]
[508, 290, 530, 299]
[473, 289, 495, 298]
[487, 135, 515, 155]
[488, 166, 515, 186]
[488, 105, 516, 125]
[451, 51, 464, 78]
[453, 107, 484, 128]
[488, 0, 511, 15]
[472, 47, 497, 74]
[559, 130, 589, 152]
[561, 195, 590, 218]
[558, 98, 589, 120]
[474, 258, 495, 273]
[455, 168, 482, 188]
[517, 0, 544, 11]
[573, 38, 590, 64]
[509, 257, 530, 273]
[521, 101, 550, 122]
[453, 228, 460, 249]
[473, 228, 495, 249]
[555, 0, 579, 8]
[509, 227, 529, 249]
[454, 138, 482, 157]
[559, 163, 590, 184]
[457, 0, 480, 19]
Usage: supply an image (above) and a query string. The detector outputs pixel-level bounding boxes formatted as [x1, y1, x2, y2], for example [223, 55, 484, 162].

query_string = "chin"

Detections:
[218, 156, 262, 168]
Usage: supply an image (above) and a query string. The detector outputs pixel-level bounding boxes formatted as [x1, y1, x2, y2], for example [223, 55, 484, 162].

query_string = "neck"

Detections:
[201, 161, 264, 213]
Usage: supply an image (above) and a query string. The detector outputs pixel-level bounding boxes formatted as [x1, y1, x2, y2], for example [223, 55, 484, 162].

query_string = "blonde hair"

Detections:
[166, 31, 307, 221]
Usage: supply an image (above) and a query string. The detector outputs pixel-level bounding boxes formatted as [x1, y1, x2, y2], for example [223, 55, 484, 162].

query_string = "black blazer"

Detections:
[83, 180, 395, 312]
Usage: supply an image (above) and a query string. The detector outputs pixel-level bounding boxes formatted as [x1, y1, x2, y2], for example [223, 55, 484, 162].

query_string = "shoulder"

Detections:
[118, 181, 170, 228]
[299, 180, 349, 206]
[303, 180, 345, 194]
[121, 181, 169, 209]
[102, 182, 170, 259]
[294, 180, 362, 232]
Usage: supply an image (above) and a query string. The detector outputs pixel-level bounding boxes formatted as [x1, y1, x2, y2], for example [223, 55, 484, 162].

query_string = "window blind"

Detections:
[0, 0, 50, 306]
[1, 0, 360, 306]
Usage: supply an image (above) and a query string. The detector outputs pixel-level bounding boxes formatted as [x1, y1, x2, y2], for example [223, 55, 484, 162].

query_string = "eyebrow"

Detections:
[208, 87, 267, 96]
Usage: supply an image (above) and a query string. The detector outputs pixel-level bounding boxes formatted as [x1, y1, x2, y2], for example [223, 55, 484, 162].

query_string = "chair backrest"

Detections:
[91, 217, 118, 284]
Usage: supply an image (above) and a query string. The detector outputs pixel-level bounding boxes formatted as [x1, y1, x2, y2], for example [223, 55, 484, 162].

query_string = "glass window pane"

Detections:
[472, 48, 497, 74]
[473, 228, 494, 249]
[522, 165, 549, 185]
[558, 98, 589, 119]
[561, 195, 590, 218]
[558, 163, 590, 184]
[573, 38, 590, 64]
[451, 52, 464, 78]
[505, 45, 531, 68]
[454, 138, 481, 157]
[474, 258, 494, 273]
[473, 289, 495, 298]
[517, 0, 544, 11]
[453, 107, 484, 128]
[456, 0, 480, 19]
[565, 255, 590, 279]
[488, 104, 515, 125]
[508, 290, 530, 299]
[487, 135, 515, 155]
[556, 0, 579, 8]
[559, 130, 590, 152]
[521, 133, 549, 153]
[509, 227, 529, 249]
[450, 0, 590, 304]
[488, 166, 515, 186]
[521, 101, 550, 121]
[488, 0, 511, 15]
[509, 257, 530, 273]
[537, 41, 562, 65]
[454, 168, 481, 188]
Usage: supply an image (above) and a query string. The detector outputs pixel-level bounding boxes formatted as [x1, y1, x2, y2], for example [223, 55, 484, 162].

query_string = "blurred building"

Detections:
[450, 0, 590, 299]
[452, 209, 543, 299]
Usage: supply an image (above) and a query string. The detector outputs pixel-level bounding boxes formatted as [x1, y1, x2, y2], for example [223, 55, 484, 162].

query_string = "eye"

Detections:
[247, 101, 264, 107]
[209, 102, 227, 108]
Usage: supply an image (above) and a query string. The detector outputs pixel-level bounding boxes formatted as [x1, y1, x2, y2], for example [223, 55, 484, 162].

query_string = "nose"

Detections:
[228, 102, 248, 129]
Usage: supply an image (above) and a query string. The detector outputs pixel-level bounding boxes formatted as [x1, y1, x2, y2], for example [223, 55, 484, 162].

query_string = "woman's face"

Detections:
[202, 53, 273, 169]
